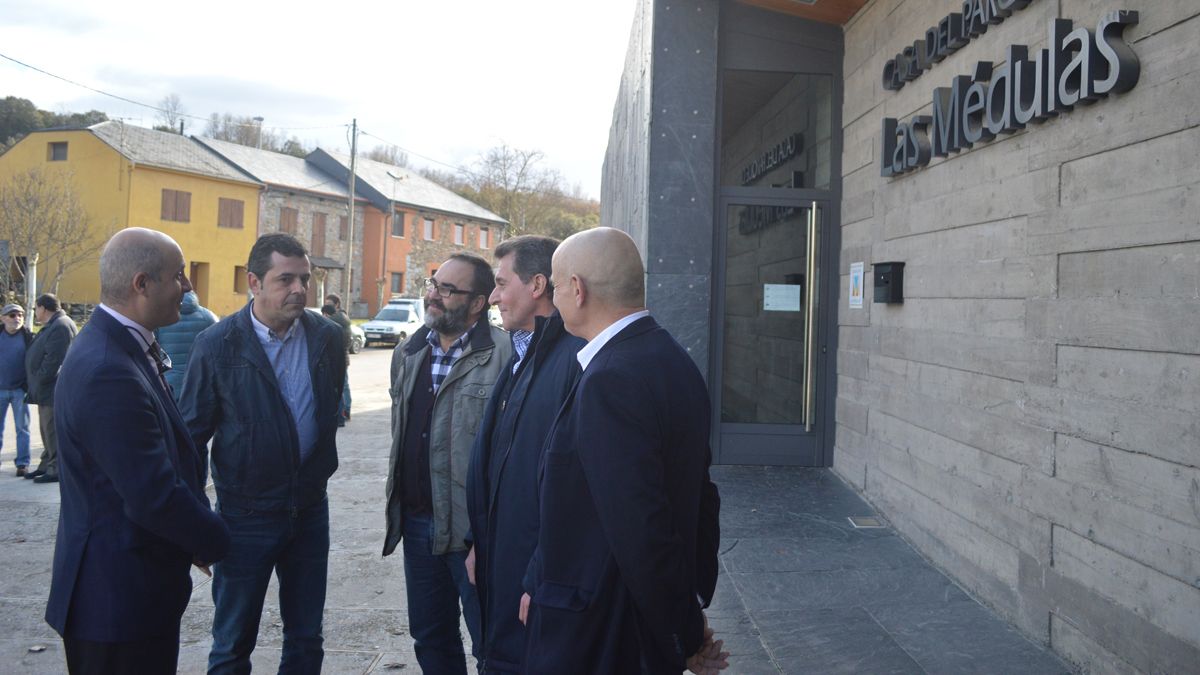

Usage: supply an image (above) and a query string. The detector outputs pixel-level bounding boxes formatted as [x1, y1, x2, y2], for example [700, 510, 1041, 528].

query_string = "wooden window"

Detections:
[311, 213, 327, 256]
[423, 217, 434, 241]
[391, 272, 404, 294]
[234, 265, 249, 294]
[479, 227, 489, 249]
[279, 207, 298, 234]
[339, 215, 349, 241]
[454, 223, 464, 245]
[161, 189, 192, 222]
[391, 213, 405, 238]
[47, 142, 68, 161]
[217, 198, 244, 229]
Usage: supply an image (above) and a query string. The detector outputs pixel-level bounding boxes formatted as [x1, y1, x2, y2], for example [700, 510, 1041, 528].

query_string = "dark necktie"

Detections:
[148, 341, 173, 391]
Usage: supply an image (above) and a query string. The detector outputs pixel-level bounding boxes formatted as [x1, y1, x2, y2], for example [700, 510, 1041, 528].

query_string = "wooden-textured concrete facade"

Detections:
[835, 1, 1200, 672]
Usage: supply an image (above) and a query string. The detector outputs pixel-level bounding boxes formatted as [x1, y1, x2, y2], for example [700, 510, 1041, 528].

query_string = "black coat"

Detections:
[466, 312, 583, 673]
[523, 316, 721, 674]
[25, 310, 78, 405]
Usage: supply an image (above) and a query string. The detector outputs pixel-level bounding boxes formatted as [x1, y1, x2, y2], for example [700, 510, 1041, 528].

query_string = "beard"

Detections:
[425, 298, 473, 336]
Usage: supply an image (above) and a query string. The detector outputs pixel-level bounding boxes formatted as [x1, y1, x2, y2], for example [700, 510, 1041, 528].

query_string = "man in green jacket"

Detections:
[383, 253, 511, 674]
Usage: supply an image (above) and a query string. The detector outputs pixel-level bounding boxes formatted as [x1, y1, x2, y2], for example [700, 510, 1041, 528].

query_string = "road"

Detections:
[0, 345, 450, 673]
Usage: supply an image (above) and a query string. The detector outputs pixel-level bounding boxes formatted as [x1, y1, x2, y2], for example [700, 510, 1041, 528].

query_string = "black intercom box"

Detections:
[874, 262, 905, 304]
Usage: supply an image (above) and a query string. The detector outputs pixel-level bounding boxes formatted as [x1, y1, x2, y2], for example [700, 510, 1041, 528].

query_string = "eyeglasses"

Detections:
[3, 313, 20, 319]
[424, 278, 476, 298]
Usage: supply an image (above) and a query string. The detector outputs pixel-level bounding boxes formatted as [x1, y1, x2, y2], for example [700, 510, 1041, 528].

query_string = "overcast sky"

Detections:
[0, 0, 639, 199]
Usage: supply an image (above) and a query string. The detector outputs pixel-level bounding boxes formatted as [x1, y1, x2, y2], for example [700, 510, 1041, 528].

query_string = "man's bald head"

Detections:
[99, 228, 182, 306]
[554, 227, 645, 309]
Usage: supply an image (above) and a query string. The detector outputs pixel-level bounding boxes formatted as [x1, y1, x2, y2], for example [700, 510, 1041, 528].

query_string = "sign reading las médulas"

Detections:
[880, 0, 1141, 177]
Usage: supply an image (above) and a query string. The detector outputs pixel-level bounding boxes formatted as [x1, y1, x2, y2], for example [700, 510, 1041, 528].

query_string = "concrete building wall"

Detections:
[835, 1, 1200, 672]
[603, 0, 720, 371]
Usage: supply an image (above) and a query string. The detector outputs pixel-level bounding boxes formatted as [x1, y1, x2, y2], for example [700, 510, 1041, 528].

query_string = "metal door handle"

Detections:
[803, 201, 819, 431]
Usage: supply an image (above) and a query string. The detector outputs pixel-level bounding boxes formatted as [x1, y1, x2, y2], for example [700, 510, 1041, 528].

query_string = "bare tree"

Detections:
[156, 94, 186, 132]
[364, 145, 408, 167]
[0, 168, 112, 306]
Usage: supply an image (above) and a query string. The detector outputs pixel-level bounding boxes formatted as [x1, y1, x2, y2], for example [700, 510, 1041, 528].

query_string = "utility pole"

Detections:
[344, 118, 358, 311]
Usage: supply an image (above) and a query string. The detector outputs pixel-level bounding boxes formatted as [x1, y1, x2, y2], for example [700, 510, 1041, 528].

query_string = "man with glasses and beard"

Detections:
[383, 253, 511, 674]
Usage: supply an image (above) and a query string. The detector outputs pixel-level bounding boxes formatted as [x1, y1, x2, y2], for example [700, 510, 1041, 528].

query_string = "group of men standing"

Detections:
[37, 224, 727, 674]
[0, 293, 77, 484]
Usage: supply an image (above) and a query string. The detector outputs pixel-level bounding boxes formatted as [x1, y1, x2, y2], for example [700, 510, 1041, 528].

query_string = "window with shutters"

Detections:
[234, 265, 249, 293]
[423, 217, 434, 241]
[217, 198, 244, 229]
[279, 207, 299, 234]
[391, 272, 404, 294]
[479, 227, 489, 249]
[339, 215, 349, 241]
[161, 189, 192, 222]
[454, 223, 464, 245]
[311, 213, 327, 256]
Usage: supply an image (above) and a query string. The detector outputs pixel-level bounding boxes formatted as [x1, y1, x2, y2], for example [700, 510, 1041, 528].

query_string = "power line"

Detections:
[0, 51, 346, 132]
[358, 129, 477, 178]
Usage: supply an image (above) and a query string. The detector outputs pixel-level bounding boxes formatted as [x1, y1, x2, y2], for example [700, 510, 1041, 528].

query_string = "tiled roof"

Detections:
[193, 137, 351, 199]
[309, 149, 507, 225]
[88, 121, 259, 185]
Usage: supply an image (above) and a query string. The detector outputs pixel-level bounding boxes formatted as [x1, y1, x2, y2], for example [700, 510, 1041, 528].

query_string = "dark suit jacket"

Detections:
[25, 310, 77, 405]
[466, 312, 583, 672]
[45, 307, 230, 642]
[524, 315, 721, 674]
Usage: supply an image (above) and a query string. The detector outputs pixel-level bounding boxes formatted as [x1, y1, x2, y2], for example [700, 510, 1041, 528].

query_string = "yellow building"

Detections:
[0, 121, 263, 316]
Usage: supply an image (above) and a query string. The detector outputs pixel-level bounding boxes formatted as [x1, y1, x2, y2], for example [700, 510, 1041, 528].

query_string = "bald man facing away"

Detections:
[520, 228, 727, 674]
[46, 228, 230, 675]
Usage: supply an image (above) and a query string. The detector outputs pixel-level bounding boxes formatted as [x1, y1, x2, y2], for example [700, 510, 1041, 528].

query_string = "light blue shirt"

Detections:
[250, 306, 318, 463]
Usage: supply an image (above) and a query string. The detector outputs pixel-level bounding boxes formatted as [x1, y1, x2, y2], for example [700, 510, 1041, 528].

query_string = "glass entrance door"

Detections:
[713, 198, 830, 465]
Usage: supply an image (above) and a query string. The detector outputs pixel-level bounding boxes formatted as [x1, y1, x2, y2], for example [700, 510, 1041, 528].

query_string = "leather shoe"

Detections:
[33, 474, 58, 484]
[15, 466, 26, 477]
[24, 468, 44, 480]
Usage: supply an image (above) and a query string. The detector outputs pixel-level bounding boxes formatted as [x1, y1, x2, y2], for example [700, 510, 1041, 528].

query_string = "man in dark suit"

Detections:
[465, 235, 584, 673]
[521, 227, 727, 674]
[25, 292, 78, 484]
[46, 227, 231, 674]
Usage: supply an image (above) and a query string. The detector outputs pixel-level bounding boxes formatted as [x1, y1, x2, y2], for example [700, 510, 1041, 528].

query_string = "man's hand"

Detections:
[519, 592, 531, 625]
[687, 613, 729, 674]
[193, 560, 212, 577]
[466, 545, 476, 586]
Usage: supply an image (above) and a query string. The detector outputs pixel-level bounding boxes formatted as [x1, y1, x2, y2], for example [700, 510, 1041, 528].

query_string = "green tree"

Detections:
[0, 96, 43, 148]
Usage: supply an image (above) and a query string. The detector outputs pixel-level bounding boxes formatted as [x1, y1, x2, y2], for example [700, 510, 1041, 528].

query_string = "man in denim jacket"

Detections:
[179, 233, 346, 674]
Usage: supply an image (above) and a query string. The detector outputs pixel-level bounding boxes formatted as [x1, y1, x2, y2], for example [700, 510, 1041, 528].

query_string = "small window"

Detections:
[423, 217, 434, 241]
[391, 272, 404, 294]
[161, 189, 192, 222]
[454, 223, 464, 245]
[47, 142, 68, 161]
[217, 198, 244, 229]
[279, 207, 298, 234]
[391, 212, 405, 238]
[479, 227, 489, 249]
[339, 215, 349, 241]
[311, 213, 327, 256]
[234, 265, 249, 294]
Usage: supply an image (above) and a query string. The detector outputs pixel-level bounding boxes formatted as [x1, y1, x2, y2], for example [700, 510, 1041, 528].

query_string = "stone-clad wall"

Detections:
[835, 1, 1200, 672]
[259, 190, 364, 306]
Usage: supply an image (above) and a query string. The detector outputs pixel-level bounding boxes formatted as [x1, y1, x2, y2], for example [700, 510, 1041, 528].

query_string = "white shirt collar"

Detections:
[576, 309, 650, 372]
[98, 303, 155, 349]
[250, 302, 299, 343]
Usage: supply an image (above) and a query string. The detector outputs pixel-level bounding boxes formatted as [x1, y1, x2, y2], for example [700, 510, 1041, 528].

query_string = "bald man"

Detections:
[46, 228, 230, 675]
[521, 228, 726, 674]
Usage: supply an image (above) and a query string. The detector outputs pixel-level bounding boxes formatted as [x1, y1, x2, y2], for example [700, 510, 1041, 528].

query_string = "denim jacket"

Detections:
[178, 303, 346, 513]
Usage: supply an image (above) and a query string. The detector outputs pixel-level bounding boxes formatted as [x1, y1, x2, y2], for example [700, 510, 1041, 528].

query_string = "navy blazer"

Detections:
[45, 307, 231, 642]
[524, 316, 721, 674]
[466, 312, 583, 672]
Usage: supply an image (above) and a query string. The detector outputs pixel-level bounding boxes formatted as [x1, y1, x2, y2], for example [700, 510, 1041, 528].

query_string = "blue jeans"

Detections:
[403, 512, 482, 674]
[0, 388, 30, 467]
[208, 498, 329, 675]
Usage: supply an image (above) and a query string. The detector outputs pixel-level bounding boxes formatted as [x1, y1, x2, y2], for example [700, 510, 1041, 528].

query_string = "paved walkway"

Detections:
[0, 347, 1070, 673]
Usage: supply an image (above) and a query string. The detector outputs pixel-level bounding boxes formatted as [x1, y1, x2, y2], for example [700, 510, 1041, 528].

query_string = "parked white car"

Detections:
[361, 298, 425, 348]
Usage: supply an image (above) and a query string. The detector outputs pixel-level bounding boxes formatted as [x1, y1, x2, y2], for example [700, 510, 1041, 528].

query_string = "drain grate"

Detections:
[848, 516, 886, 529]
